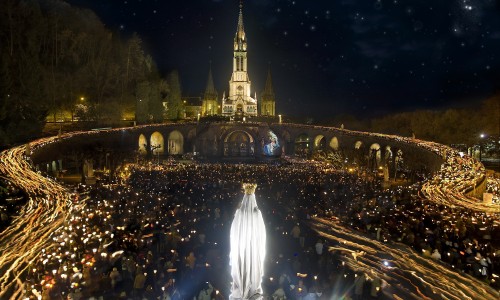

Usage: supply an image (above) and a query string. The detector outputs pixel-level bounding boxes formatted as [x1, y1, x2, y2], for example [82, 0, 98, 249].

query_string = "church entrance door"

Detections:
[236, 104, 243, 113]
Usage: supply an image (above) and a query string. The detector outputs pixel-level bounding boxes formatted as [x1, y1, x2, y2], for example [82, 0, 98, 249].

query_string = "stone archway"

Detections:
[138, 134, 147, 155]
[352, 140, 365, 166]
[150, 132, 165, 154]
[224, 130, 255, 157]
[168, 130, 184, 155]
[385, 145, 393, 164]
[369, 143, 382, 169]
[314, 135, 326, 150]
[329, 137, 339, 151]
[295, 133, 310, 156]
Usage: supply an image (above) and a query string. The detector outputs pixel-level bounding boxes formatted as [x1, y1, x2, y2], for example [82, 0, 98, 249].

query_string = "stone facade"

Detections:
[260, 68, 276, 116]
[221, 4, 257, 117]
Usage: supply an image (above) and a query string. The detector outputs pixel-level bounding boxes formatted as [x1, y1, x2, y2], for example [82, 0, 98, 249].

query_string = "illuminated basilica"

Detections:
[201, 3, 275, 118]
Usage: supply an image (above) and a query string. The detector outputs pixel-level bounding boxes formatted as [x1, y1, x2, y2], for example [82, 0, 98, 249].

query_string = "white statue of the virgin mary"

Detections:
[229, 183, 266, 300]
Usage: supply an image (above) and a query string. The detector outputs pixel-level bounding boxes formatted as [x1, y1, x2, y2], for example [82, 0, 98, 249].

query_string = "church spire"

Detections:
[202, 62, 218, 116]
[204, 63, 217, 96]
[238, 1, 244, 34]
[263, 67, 274, 97]
[260, 66, 276, 116]
[234, 0, 247, 51]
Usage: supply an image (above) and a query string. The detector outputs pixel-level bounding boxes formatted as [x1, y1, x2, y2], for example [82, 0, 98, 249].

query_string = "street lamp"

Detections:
[479, 133, 486, 162]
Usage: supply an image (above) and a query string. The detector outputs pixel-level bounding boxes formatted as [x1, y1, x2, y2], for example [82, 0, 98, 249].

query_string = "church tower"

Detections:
[260, 68, 276, 116]
[202, 65, 219, 116]
[222, 1, 257, 117]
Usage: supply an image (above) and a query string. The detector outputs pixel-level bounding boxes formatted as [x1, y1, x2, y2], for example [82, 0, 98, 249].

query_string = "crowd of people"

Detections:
[424, 152, 486, 194]
[18, 157, 499, 299]
[0, 178, 25, 232]
[17, 162, 374, 299]
[487, 176, 500, 204]
[2, 122, 498, 300]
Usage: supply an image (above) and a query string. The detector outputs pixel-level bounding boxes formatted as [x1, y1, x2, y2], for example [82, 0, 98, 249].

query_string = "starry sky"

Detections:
[66, 0, 500, 119]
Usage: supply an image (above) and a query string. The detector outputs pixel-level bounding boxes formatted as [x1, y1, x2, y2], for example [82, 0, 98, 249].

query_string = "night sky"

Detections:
[65, 0, 500, 119]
